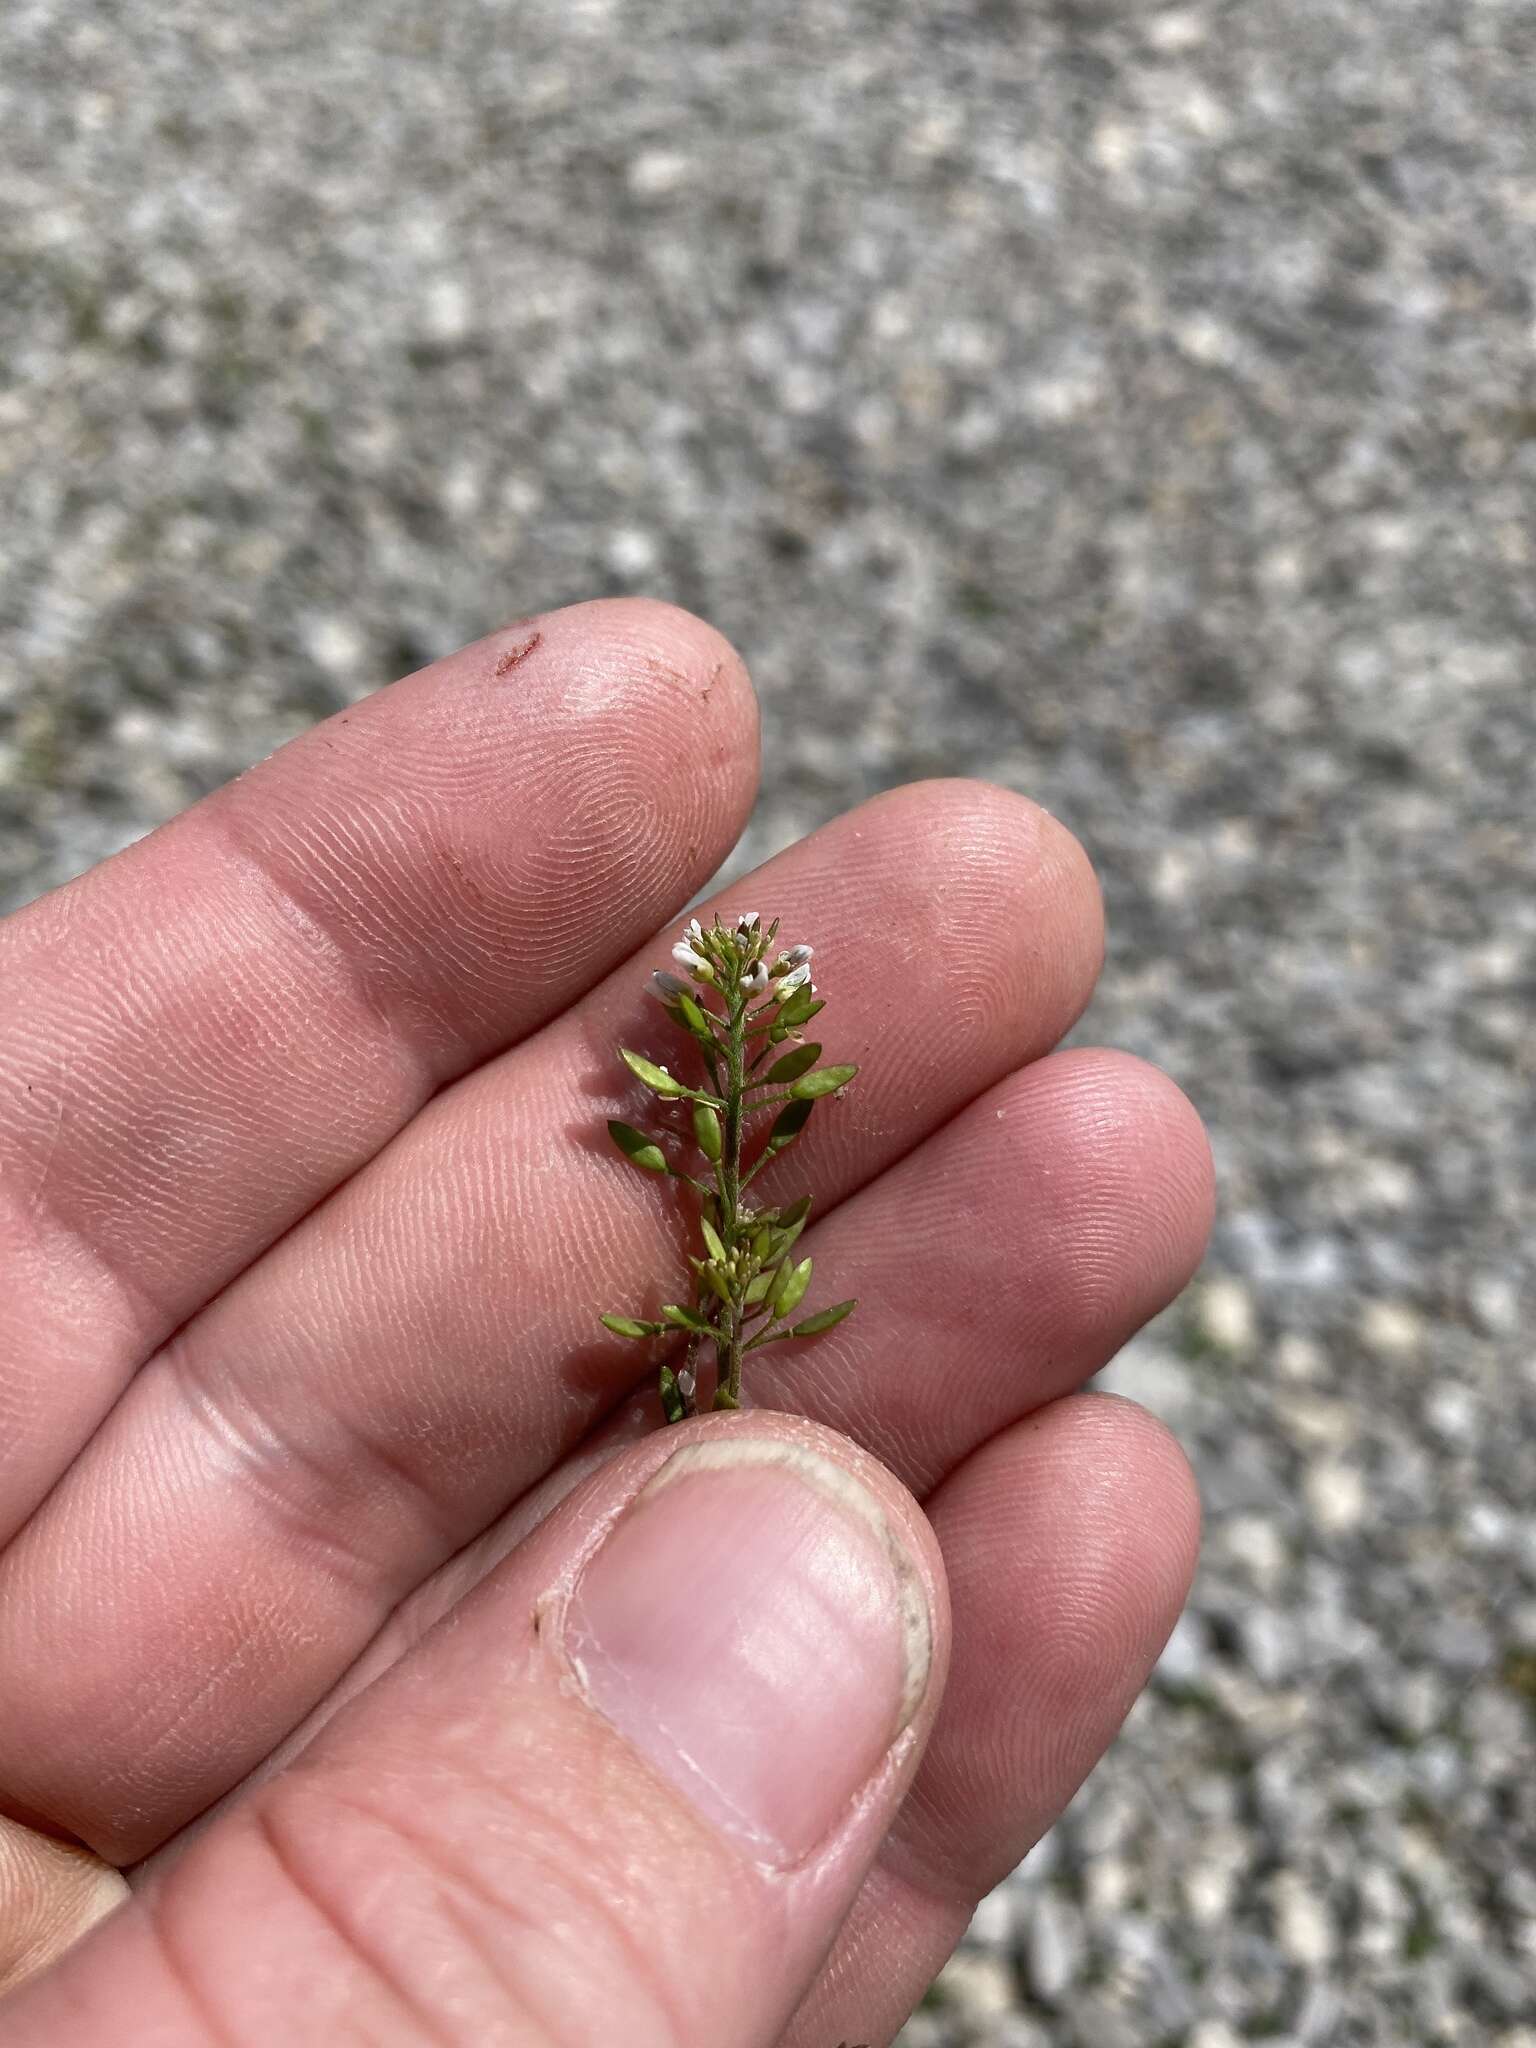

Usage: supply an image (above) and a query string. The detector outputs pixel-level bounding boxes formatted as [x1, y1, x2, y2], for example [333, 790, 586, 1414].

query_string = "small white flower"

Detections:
[651, 969, 688, 1001]
[686, 917, 704, 941]
[739, 961, 769, 994]
[773, 962, 812, 999]
[776, 943, 813, 969]
[735, 909, 760, 930]
[672, 941, 708, 972]
[676, 1366, 697, 1401]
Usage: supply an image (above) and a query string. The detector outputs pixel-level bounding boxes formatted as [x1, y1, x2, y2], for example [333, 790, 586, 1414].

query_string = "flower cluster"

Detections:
[600, 910, 857, 1420]
[663, 910, 813, 1004]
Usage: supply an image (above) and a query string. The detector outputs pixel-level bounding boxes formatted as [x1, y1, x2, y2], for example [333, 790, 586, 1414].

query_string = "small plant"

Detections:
[601, 910, 858, 1420]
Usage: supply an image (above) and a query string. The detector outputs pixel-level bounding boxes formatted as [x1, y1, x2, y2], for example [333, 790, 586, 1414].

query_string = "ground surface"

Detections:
[2, 3, 1532, 2042]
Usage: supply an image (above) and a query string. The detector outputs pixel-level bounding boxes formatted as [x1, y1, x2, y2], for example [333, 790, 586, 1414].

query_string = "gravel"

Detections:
[2, 1, 1532, 2041]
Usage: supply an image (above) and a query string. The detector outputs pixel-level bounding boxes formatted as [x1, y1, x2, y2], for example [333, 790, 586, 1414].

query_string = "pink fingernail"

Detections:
[563, 1437, 932, 1868]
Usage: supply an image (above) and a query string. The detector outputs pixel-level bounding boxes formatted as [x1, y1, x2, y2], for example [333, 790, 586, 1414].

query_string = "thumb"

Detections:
[5, 1414, 948, 2048]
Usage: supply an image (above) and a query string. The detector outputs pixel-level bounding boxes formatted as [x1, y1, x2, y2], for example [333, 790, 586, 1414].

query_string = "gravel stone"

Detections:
[1021, 1893, 1083, 2006]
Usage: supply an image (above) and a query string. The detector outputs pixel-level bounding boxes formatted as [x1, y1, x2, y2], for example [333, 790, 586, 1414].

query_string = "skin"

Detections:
[0, 599, 1211, 2045]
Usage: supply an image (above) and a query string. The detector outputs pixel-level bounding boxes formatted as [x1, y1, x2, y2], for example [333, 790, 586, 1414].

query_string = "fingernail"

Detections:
[563, 1437, 932, 1867]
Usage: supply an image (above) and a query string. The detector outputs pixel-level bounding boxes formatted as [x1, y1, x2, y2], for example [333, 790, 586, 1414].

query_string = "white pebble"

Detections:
[302, 614, 364, 678]
[930, 1949, 1016, 2019]
[1199, 1275, 1256, 1352]
[1189, 2025, 1244, 2048]
[1276, 1331, 1323, 1380]
[1271, 1870, 1335, 1966]
[1305, 1459, 1365, 1532]
[627, 149, 692, 197]
[606, 527, 660, 577]
[1360, 1298, 1422, 1354]
[422, 276, 471, 344]
[1023, 1893, 1083, 2003]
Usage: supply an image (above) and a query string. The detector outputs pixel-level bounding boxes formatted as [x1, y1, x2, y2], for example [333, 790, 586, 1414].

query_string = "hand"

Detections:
[0, 600, 1211, 2046]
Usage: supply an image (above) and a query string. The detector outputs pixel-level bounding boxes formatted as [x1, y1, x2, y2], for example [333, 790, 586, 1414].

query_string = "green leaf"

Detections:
[776, 986, 817, 1029]
[620, 1047, 689, 1098]
[693, 1101, 723, 1163]
[702, 1263, 735, 1306]
[772, 1256, 813, 1318]
[768, 1196, 813, 1260]
[791, 1299, 858, 1337]
[600, 1314, 666, 1339]
[789, 1063, 858, 1100]
[712, 1385, 742, 1411]
[661, 1303, 717, 1335]
[766, 1096, 815, 1153]
[782, 987, 819, 1032]
[607, 1119, 668, 1174]
[763, 1041, 822, 1084]
[677, 992, 719, 1044]
[699, 1214, 727, 1263]
[744, 1267, 777, 1305]
[659, 1364, 686, 1424]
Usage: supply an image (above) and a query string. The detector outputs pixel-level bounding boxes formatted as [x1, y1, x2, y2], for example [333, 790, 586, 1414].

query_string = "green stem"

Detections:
[739, 1143, 777, 1191]
[743, 1326, 790, 1352]
[719, 988, 747, 1404]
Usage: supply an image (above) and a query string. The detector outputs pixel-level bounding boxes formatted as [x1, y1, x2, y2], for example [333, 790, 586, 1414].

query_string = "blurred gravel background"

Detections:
[3, 1, 1533, 2041]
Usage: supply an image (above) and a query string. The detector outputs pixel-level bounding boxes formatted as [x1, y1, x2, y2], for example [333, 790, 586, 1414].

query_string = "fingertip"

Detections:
[930, 1049, 1213, 1369]
[541, 594, 760, 755]
[900, 775, 1105, 957]
[946, 1390, 1201, 1728]
[1071, 1045, 1218, 1234]
[817, 778, 1105, 1066]
[1055, 1388, 1204, 1596]
[1004, 1045, 1217, 1283]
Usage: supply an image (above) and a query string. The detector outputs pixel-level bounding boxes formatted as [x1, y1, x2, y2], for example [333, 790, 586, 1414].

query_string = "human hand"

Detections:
[0, 600, 1211, 2046]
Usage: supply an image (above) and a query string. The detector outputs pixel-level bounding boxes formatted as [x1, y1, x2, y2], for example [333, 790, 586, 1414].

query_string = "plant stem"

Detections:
[739, 1146, 773, 1191]
[718, 986, 747, 1404]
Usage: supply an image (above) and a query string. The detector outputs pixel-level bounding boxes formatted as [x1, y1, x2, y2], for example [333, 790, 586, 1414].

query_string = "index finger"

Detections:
[0, 598, 758, 1540]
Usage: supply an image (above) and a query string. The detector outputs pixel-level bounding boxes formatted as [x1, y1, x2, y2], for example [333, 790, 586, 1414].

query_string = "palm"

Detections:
[0, 600, 1209, 2045]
